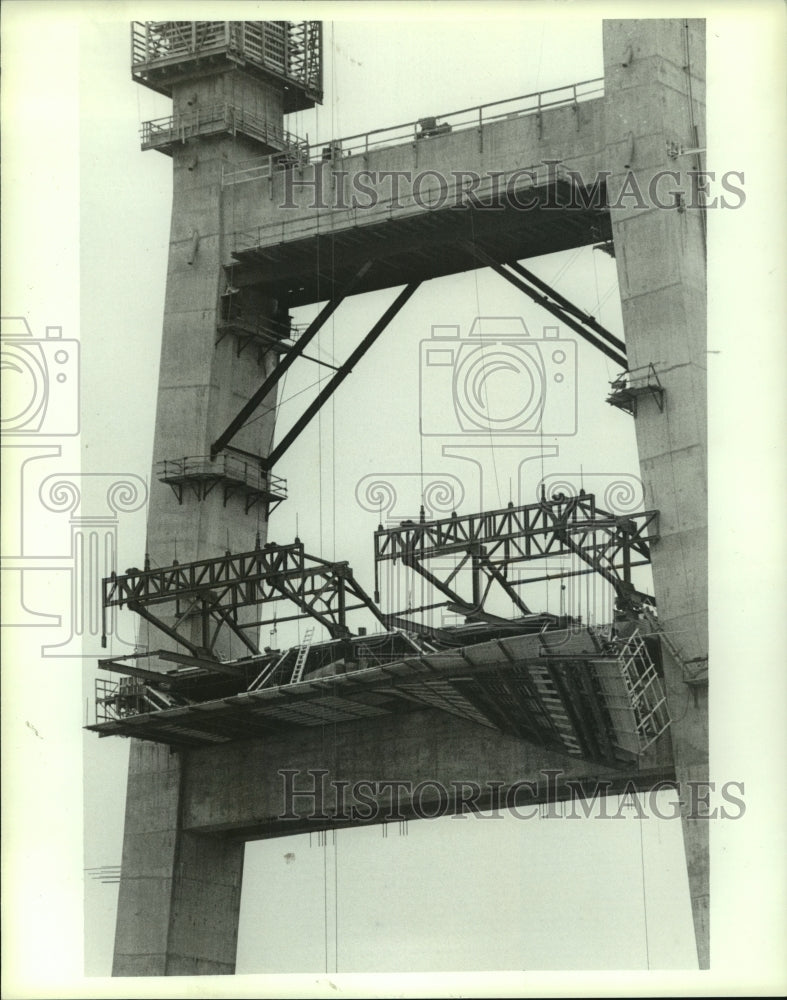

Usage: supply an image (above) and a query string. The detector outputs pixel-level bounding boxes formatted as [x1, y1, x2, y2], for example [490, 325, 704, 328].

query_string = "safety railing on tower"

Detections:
[156, 452, 287, 514]
[131, 21, 323, 101]
[140, 102, 310, 156]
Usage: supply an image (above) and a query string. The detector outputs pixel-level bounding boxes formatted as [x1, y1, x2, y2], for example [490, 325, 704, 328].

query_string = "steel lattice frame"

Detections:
[102, 541, 387, 658]
[373, 492, 659, 623]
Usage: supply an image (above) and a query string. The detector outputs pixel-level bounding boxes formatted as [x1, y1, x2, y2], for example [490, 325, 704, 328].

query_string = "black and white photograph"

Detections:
[2, 2, 785, 996]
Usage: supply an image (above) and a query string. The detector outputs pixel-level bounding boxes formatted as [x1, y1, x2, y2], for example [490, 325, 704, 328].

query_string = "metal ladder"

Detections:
[290, 627, 316, 684]
[617, 629, 670, 750]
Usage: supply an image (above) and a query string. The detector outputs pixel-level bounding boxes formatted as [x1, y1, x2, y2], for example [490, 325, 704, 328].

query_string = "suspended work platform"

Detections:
[91, 492, 668, 767]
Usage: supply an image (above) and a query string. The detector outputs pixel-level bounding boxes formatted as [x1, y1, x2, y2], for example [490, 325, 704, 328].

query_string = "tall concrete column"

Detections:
[603, 19, 709, 967]
[112, 28, 323, 972]
[113, 743, 244, 976]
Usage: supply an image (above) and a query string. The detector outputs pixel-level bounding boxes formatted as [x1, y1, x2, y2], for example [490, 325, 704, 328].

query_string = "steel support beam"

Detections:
[260, 281, 421, 470]
[127, 601, 206, 659]
[211, 261, 373, 458]
[506, 260, 626, 355]
[462, 241, 627, 369]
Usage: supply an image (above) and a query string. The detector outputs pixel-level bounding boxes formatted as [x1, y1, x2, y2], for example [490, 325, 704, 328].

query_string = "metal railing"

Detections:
[132, 21, 229, 68]
[141, 101, 309, 156]
[222, 76, 604, 186]
[96, 675, 186, 723]
[232, 161, 577, 253]
[218, 306, 307, 345]
[156, 453, 287, 500]
[609, 363, 662, 394]
[131, 21, 322, 94]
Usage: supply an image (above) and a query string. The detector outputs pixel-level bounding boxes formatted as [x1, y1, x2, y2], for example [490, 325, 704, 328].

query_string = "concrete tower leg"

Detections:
[112, 743, 243, 976]
[603, 19, 709, 967]
[112, 65, 296, 976]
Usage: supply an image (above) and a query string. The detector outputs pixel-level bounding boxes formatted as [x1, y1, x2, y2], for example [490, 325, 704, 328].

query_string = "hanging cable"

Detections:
[638, 797, 651, 969]
[469, 211, 502, 507]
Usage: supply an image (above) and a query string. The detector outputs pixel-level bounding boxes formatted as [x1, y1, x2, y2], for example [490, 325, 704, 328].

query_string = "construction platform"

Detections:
[156, 452, 288, 515]
[88, 624, 669, 767]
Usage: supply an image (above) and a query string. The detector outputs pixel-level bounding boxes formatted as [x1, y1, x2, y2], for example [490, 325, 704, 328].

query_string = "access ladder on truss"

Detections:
[616, 629, 670, 751]
[290, 627, 316, 684]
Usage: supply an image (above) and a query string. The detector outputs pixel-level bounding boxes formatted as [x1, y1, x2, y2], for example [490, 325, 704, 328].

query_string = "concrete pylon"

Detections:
[603, 19, 709, 968]
[112, 28, 313, 975]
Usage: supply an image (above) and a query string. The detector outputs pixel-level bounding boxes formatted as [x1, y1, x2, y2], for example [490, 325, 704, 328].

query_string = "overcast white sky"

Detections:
[2, 2, 786, 997]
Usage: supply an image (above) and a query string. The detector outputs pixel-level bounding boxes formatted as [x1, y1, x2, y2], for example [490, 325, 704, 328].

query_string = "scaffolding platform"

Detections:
[140, 103, 309, 156]
[88, 626, 670, 765]
[131, 21, 323, 112]
[156, 452, 287, 514]
[606, 364, 665, 416]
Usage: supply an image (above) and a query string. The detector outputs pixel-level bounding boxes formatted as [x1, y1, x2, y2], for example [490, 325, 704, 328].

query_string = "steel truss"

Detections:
[374, 492, 659, 625]
[102, 541, 387, 658]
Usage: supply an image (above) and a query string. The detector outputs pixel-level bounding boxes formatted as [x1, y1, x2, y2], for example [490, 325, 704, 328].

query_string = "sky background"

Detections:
[2, 2, 786, 997]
